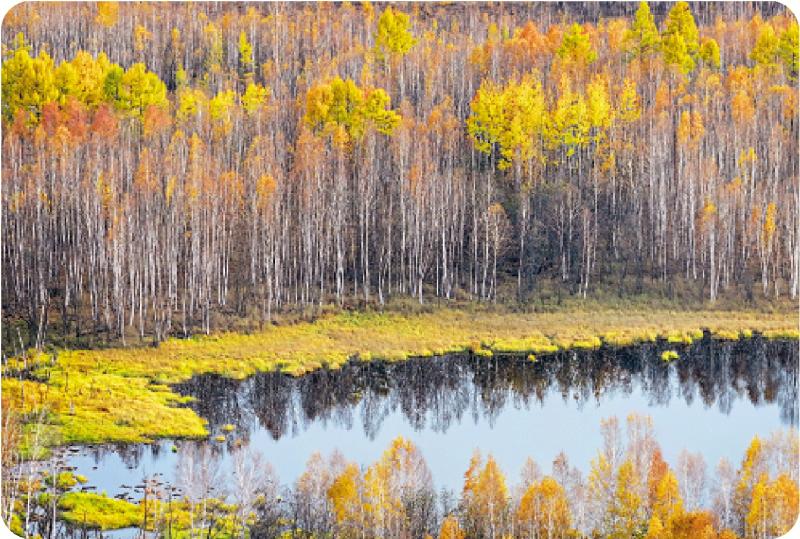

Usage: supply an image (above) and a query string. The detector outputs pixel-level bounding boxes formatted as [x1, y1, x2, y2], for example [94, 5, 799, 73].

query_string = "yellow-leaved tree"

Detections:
[546, 73, 590, 156]
[361, 437, 434, 537]
[241, 83, 270, 116]
[466, 73, 546, 171]
[515, 476, 572, 537]
[661, 1, 700, 74]
[461, 451, 509, 538]
[624, 2, 661, 59]
[438, 515, 465, 539]
[112, 63, 168, 119]
[327, 463, 366, 538]
[608, 459, 646, 539]
[1, 35, 59, 122]
[374, 6, 416, 62]
[304, 77, 400, 145]
[557, 22, 598, 68]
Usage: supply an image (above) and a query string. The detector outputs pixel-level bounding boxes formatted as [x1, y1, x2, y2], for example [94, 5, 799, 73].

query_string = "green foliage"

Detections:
[624, 1, 661, 58]
[557, 23, 597, 66]
[374, 7, 416, 61]
[777, 23, 799, 79]
[1, 46, 59, 121]
[304, 77, 400, 142]
[662, 32, 695, 74]
[663, 1, 699, 55]
[59, 492, 141, 530]
[751, 24, 779, 66]
[699, 37, 721, 69]
[467, 73, 547, 170]
[102, 63, 124, 102]
[54, 61, 79, 104]
[662, 1, 699, 73]
[115, 63, 168, 118]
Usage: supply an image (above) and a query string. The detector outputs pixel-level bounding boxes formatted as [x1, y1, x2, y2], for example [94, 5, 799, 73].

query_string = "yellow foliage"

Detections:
[133, 24, 152, 53]
[438, 516, 465, 539]
[328, 463, 364, 530]
[374, 6, 416, 61]
[731, 91, 755, 124]
[462, 452, 509, 533]
[256, 174, 277, 208]
[762, 202, 777, 244]
[738, 147, 757, 165]
[700, 199, 717, 228]
[746, 473, 797, 538]
[587, 72, 614, 131]
[304, 78, 400, 144]
[95, 3, 118, 27]
[516, 476, 572, 535]
[618, 78, 641, 122]
[241, 83, 270, 115]
[209, 89, 236, 122]
[546, 74, 589, 154]
[177, 88, 207, 123]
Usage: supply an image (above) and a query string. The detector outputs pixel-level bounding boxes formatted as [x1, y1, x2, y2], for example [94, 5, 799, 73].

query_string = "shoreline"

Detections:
[2, 306, 798, 452]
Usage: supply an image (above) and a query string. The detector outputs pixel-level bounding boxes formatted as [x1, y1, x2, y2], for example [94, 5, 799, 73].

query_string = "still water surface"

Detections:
[65, 336, 797, 501]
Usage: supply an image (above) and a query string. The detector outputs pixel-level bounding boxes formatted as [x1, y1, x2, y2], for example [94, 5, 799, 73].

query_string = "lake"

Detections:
[61, 335, 796, 517]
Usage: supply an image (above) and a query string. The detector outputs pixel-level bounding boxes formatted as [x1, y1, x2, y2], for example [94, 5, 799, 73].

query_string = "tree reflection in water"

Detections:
[172, 336, 798, 445]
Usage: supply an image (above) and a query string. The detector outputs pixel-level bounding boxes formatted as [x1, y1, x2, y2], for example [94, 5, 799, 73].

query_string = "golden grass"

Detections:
[3, 307, 796, 447]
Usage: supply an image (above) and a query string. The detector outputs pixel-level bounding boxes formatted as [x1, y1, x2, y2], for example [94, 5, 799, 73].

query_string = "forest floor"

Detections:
[2, 298, 798, 454]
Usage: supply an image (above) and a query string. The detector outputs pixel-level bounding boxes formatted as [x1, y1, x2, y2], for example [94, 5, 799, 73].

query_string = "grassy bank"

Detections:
[2, 305, 797, 450]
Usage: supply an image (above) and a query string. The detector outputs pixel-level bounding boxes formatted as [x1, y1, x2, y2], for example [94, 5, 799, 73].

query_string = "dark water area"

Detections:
[65, 337, 797, 505]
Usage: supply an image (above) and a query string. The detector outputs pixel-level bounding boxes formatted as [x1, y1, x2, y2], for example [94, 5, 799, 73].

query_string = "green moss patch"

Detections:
[59, 492, 141, 530]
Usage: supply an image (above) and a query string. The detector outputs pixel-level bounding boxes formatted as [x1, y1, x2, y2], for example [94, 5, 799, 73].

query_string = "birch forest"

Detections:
[2, 1, 798, 346]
